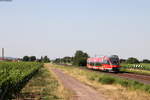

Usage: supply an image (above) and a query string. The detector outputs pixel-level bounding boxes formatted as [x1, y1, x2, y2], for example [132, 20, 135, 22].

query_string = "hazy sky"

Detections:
[0, 0, 150, 60]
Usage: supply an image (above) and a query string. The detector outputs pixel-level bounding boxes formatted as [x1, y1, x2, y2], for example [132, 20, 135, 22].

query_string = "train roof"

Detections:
[87, 55, 119, 62]
[109, 55, 119, 58]
[87, 56, 109, 62]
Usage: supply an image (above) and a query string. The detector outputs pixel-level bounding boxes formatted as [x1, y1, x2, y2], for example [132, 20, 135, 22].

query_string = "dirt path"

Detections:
[51, 68, 106, 100]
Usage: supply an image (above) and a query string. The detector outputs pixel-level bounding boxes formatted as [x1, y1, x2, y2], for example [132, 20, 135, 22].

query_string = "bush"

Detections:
[142, 85, 150, 93]
[115, 79, 129, 87]
[142, 59, 150, 63]
[126, 57, 140, 64]
[99, 75, 116, 84]
[129, 80, 144, 89]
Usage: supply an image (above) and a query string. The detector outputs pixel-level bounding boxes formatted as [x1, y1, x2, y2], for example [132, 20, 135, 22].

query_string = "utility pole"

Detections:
[2, 48, 4, 60]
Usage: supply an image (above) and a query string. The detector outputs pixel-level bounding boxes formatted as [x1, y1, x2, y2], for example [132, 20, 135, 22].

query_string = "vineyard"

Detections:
[0, 62, 43, 100]
[121, 63, 150, 70]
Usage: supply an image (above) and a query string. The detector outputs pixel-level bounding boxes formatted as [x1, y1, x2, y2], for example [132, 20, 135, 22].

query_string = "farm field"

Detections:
[121, 63, 150, 70]
[0, 62, 42, 99]
[49, 64, 150, 100]
[121, 63, 150, 75]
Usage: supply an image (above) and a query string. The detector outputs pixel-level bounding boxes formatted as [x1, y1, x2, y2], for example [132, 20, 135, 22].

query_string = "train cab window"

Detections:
[111, 60, 119, 65]
[110, 58, 119, 65]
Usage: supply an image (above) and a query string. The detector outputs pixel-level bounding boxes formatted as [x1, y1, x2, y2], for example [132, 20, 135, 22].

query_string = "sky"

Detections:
[0, 0, 150, 60]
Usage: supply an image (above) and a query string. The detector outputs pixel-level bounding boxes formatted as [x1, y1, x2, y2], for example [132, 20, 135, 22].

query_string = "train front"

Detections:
[109, 55, 121, 72]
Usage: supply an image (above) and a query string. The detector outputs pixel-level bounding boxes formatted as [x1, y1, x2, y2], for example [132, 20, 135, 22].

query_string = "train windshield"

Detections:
[110, 58, 119, 65]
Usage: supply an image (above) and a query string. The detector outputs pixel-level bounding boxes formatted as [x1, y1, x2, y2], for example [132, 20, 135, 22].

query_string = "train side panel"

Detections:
[87, 55, 121, 72]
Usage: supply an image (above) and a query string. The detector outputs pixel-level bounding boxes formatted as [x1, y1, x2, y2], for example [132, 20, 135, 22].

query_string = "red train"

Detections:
[87, 55, 121, 72]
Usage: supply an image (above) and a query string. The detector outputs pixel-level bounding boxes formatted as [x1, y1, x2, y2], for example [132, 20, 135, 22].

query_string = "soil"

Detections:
[51, 68, 106, 100]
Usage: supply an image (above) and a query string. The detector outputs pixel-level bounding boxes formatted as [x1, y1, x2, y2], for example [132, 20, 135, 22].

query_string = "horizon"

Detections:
[0, 52, 148, 61]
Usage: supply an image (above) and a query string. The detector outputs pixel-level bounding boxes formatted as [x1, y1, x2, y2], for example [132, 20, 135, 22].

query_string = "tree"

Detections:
[73, 50, 89, 66]
[126, 57, 140, 64]
[40, 56, 43, 62]
[53, 58, 61, 64]
[23, 56, 29, 61]
[53, 56, 74, 64]
[142, 59, 150, 63]
[43, 56, 50, 63]
[30, 56, 36, 61]
[120, 59, 126, 63]
[62, 56, 73, 63]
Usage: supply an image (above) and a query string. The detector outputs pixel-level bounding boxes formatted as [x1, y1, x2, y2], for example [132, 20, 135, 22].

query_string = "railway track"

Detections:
[111, 72, 150, 84]
[84, 67, 150, 84]
[58, 64, 150, 84]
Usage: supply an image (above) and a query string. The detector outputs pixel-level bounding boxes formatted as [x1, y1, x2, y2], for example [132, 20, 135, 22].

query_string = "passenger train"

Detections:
[87, 55, 121, 72]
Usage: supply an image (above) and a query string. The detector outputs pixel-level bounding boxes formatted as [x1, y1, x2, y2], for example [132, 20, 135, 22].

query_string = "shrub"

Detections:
[115, 79, 130, 87]
[142, 85, 150, 93]
[128, 80, 144, 90]
[87, 74, 100, 81]
[99, 75, 116, 84]
[126, 57, 140, 64]
[142, 59, 150, 63]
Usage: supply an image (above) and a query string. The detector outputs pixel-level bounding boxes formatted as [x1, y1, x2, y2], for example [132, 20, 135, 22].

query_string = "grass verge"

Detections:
[13, 65, 71, 100]
[120, 68, 150, 75]
[50, 64, 150, 100]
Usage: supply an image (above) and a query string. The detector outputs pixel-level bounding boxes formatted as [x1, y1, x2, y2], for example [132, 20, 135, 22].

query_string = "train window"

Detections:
[110, 58, 119, 65]
[111, 60, 119, 65]
[107, 61, 110, 64]
[95, 62, 101, 66]
[90, 62, 94, 66]
[103, 60, 110, 64]
[89, 62, 101, 66]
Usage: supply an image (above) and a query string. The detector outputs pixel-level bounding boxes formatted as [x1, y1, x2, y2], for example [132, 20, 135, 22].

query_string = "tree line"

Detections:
[22, 56, 50, 63]
[53, 50, 89, 66]
[53, 50, 150, 66]
[120, 58, 150, 64]
[22, 50, 150, 65]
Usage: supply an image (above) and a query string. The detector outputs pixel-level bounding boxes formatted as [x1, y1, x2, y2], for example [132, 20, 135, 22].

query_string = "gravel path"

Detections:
[51, 68, 106, 100]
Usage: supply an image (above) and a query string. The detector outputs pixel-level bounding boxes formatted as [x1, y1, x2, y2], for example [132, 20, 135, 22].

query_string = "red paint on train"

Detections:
[87, 55, 121, 72]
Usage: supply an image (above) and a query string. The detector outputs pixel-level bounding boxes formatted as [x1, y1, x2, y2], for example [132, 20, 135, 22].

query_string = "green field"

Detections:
[121, 63, 150, 70]
[120, 63, 150, 75]
[0, 61, 43, 99]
